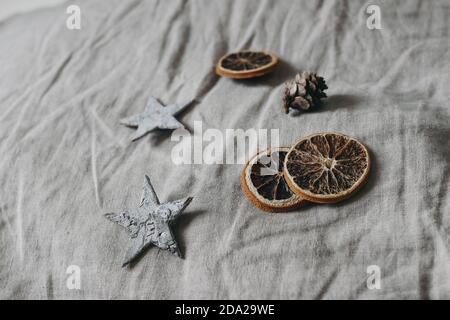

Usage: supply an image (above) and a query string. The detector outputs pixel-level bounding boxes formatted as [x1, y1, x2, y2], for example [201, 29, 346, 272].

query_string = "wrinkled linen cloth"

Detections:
[0, 0, 449, 299]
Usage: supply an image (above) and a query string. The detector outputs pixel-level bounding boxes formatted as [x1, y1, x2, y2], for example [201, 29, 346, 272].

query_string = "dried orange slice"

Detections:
[284, 133, 370, 203]
[216, 51, 278, 79]
[240, 147, 306, 212]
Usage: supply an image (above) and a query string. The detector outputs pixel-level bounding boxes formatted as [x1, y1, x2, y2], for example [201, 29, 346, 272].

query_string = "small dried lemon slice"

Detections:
[240, 147, 306, 212]
[216, 51, 278, 79]
[284, 133, 370, 203]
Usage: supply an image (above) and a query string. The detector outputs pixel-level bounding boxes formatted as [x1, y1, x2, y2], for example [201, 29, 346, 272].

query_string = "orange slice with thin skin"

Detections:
[216, 51, 278, 79]
[284, 133, 370, 203]
[241, 147, 306, 212]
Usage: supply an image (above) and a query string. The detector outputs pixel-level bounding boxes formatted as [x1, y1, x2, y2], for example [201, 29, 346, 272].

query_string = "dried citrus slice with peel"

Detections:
[216, 51, 278, 79]
[241, 147, 306, 212]
[284, 133, 370, 203]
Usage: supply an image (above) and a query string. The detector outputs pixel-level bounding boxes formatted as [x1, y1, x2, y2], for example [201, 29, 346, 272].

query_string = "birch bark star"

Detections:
[105, 175, 193, 267]
[120, 96, 192, 141]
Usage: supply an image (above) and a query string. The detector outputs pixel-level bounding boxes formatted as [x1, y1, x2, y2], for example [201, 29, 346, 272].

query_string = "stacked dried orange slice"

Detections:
[240, 133, 370, 212]
[240, 147, 306, 212]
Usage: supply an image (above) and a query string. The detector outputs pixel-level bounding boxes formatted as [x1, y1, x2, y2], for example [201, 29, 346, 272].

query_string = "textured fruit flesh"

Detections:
[286, 134, 368, 195]
[250, 151, 293, 200]
[221, 52, 273, 71]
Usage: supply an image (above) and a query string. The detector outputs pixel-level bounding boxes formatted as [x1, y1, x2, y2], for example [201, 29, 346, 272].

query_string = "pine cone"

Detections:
[282, 71, 328, 114]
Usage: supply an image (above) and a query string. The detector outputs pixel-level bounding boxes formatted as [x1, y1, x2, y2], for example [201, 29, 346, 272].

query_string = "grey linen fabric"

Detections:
[0, 0, 449, 299]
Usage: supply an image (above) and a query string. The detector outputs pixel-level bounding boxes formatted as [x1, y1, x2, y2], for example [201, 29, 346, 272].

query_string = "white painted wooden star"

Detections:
[120, 96, 191, 141]
[105, 175, 193, 267]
